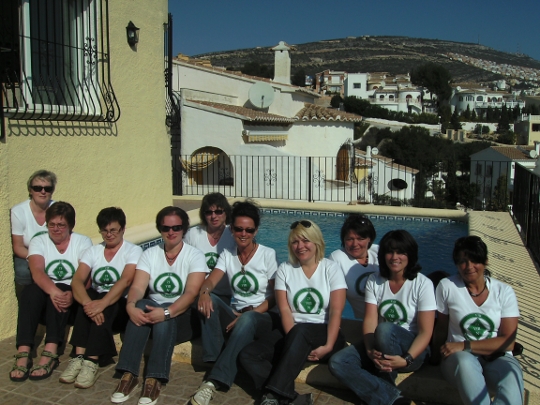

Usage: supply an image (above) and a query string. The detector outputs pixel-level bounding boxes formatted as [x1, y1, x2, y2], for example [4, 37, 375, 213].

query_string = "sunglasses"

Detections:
[204, 209, 224, 216]
[232, 226, 256, 234]
[160, 225, 183, 232]
[290, 220, 312, 229]
[31, 185, 54, 193]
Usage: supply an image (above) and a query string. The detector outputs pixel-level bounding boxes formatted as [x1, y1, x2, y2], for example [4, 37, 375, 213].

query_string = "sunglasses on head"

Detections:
[31, 185, 54, 193]
[290, 220, 312, 229]
[160, 225, 183, 232]
[204, 209, 224, 216]
[232, 226, 256, 234]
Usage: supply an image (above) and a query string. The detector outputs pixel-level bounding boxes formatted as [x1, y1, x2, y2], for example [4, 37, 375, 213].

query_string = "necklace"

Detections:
[467, 282, 487, 297]
[208, 227, 225, 241]
[165, 244, 182, 263]
[238, 243, 257, 274]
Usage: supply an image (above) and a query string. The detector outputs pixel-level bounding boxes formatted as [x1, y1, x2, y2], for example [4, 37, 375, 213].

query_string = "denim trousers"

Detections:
[115, 299, 181, 382]
[16, 282, 73, 348]
[199, 293, 236, 362]
[440, 350, 524, 405]
[207, 309, 275, 388]
[69, 288, 119, 358]
[266, 323, 346, 400]
[328, 322, 428, 405]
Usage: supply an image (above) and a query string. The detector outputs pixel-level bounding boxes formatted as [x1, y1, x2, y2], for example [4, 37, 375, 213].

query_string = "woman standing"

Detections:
[329, 214, 379, 320]
[433, 236, 523, 405]
[9, 202, 92, 382]
[259, 220, 347, 405]
[328, 230, 436, 405]
[184, 192, 236, 301]
[110, 206, 207, 405]
[59, 207, 142, 388]
[11, 170, 57, 298]
[190, 200, 278, 405]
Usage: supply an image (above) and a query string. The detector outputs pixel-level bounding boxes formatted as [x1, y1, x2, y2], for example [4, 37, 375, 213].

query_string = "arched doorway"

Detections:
[182, 147, 233, 186]
[336, 146, 349, 181]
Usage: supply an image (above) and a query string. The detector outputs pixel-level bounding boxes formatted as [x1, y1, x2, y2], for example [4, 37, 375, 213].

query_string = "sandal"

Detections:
[29, 350, 59, 381]
[9, 352, 33, 382]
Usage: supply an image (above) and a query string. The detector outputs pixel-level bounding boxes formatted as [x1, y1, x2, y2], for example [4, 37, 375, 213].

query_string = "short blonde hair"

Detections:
[287, 220, 325, 265]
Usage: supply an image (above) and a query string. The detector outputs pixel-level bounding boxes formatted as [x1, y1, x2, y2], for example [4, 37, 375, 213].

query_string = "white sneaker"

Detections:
[190, 381, 216, 405]
[74, 359, 99, 388]
[59, 355, 84, 384]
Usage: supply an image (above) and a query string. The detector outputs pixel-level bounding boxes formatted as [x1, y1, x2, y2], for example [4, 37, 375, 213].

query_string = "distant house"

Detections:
[314, 69, 347, 95]
[470, 145, 539, 203]
[450, 83, 525, 116]
[514, 114, 540, 145]
[172, 42, 363, 201]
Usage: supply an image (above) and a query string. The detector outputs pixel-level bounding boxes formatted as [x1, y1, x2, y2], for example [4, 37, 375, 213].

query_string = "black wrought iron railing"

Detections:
[1, 0, 120, 138]
[177, 153, 515, 211]
[513, 163, 540, 265]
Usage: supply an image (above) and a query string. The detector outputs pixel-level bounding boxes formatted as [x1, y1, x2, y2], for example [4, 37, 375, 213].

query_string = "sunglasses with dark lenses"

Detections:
[31, 185, 54, 193]
[204, 209, 224, 216]
[290, 220, 312, 229]
[232, 226, 256, 234]
[160, 225, 183, 232]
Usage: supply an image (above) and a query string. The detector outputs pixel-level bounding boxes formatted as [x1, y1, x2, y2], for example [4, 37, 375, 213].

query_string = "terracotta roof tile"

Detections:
[187, 100, 295, 124]
[492, 146, 536, 160]
[294, 103, 362, 122]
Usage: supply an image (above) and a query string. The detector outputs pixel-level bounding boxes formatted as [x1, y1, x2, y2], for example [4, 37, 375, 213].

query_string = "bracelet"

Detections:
[463, 340, 472, 353]
[200, 287, 210, 295]
[401, 352, 414, 367]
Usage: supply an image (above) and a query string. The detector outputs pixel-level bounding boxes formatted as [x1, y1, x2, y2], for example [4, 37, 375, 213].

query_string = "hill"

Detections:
[190, 36, 540, 85]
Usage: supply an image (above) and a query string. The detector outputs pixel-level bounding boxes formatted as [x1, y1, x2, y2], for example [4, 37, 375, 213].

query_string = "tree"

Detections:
[330, 95, 344, 109]
[410, 63, 452, 108]
[497, 105, 511, 133]
[491, 174, 509, 211]
[471, 109, 477, 121]
[497, 131, 516, 145]
[451, 109, 462, 130]
[291, 68, 306, 87]
[462, 105, 471, 120]
[240, 62, 272, 78]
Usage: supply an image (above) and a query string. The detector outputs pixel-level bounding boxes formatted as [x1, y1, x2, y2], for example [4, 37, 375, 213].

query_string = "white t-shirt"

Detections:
[436, 275, 520, 343]
[184, 225, 236, 296]
[28, 232, 93, 285]
[215, 244, 277, 312]
[365, 272, 436, 334]
[80, 240, 143, 294]
[11, 199, 54, 247]
[275, 258, 347, 325]
[136, 242, 208, 305]
[329, 245, 379, 320]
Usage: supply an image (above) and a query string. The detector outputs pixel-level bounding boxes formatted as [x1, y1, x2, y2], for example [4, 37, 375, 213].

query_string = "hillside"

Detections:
[190, 36, 540, 85]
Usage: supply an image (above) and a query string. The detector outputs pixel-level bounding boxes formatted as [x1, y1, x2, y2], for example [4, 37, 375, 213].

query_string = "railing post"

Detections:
[308, 157, 312, 202]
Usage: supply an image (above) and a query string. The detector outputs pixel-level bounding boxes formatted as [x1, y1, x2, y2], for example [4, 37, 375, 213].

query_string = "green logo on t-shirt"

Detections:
[293, 288, 324, 314]
[205, 252, 219, 271]
[46, 259, 75, 281]
[355, 272, 374, 297]
[231, 271, 259, 297]
[379, 299, 408, 325]
[153, 273, 183, 299]
[31, 230, 48, 240]
[93, 266, 121, 290]
[460, 313, 495, 340]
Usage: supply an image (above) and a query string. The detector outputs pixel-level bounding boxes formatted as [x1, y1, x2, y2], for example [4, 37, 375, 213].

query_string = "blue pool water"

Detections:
[256, 210, 467, 319]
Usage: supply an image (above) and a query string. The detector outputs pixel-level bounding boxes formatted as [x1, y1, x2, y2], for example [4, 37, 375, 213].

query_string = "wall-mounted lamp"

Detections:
[126, 21, 140, 46]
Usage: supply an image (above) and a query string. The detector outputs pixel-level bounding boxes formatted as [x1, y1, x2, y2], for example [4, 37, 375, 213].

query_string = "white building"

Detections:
[450, 84, 525, 115]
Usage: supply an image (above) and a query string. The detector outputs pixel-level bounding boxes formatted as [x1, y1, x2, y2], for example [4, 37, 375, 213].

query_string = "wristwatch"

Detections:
[463, 340, 472, 352]
[163, 308, 171, 320]
[401, 352, 414, 367]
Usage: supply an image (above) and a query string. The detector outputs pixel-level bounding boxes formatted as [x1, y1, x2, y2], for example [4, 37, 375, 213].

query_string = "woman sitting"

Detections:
[259, 220, 347, 405]
[329, 214, 379, 320]
[184, 192, 236, 302]
[11, 170, 57, 299]
[328, 229, 436, 405]
[433, 236, 523, 405]
[190, 200, 278, 405]
[10, 201, 92, 382]
[59, 207, 142, 388]
[110, 206, 207, 405]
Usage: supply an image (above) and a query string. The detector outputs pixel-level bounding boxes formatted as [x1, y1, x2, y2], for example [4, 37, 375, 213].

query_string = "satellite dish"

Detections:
[529, 150, 538, 159]
[371, 147, 379, 156]
[248, 82, 275, 109]
[456, 170, 463, 177]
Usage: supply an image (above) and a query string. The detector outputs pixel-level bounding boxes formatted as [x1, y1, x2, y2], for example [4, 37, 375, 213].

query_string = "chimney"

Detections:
[535, 141, 540, 155]
[272, 41, 291, 85]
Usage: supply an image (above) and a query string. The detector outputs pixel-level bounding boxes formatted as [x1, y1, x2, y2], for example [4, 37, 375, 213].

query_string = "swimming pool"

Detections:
[257, 210, 467, 275]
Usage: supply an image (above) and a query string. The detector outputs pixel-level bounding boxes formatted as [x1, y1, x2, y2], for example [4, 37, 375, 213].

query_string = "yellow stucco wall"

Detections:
[0, 0, 171, 339]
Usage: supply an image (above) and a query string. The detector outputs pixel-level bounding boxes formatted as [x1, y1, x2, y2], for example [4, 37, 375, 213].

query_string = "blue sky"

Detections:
[169, 0, 540, 62]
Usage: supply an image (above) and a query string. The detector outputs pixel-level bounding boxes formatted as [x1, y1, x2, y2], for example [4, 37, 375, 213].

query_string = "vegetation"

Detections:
[410, 63, 453, 107]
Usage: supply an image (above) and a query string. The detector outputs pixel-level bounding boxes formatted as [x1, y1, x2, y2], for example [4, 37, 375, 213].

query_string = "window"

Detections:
[475, 163, 483, 176]
[459, 96, 463, 101]
[532, 124, 540, 132]
[477, 96, 483, 101]
[379, 95, 384, 99]
[389, 95, 395, 100]
[486, 165, 493, 176]
[1, 0, 119, 123]
[353, 83, 361, 89]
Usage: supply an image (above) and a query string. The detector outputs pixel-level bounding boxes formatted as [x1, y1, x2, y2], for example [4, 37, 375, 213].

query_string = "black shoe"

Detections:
[392, 397, 411, 405]
[290, 393, 313, 405]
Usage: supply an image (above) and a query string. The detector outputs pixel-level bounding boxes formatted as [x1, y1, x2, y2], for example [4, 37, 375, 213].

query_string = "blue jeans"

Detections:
[199, 293, 237, 362]
[440, 351, 524, 405]
[115, 299, 178, 382]
[208, 310, 274, 388]
[328, 322, 427, 405]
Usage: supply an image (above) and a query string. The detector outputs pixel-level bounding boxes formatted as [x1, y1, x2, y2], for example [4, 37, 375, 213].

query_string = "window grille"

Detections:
[1, 0, 120, 137]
